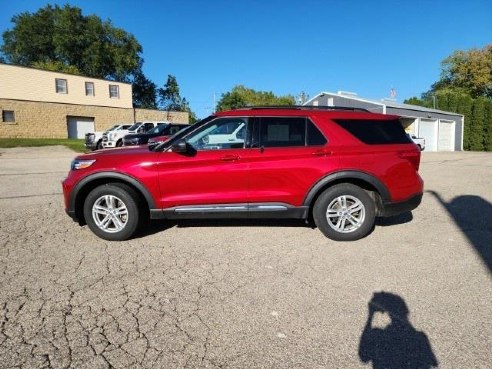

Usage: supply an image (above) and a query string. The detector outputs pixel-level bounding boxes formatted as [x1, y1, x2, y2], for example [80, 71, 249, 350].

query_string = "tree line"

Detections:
[0, 4, 196, 120]
[404, 45, 492, 151]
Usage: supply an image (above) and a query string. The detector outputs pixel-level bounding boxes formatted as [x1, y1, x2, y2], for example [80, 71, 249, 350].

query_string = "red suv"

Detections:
[63, 107, 423, 241]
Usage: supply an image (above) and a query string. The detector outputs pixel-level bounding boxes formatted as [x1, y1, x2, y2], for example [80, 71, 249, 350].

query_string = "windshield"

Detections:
[127, 123, 141, 131]
[151, 116, 216, 151]
[148, 124, 169, 135]
[107, 125, 119, 132]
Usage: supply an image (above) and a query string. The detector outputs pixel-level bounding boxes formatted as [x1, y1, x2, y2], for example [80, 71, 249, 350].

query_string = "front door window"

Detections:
[186, 117, 247, 150]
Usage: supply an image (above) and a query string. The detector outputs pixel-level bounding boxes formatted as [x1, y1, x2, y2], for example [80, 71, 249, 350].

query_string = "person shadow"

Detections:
[359, 292, 438, 369]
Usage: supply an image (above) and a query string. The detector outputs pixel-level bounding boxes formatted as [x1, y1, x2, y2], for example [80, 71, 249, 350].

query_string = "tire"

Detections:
[418, 144, 423, 151]
[83, 183, 142, 241]
[116, 139, 123, 147]
[313, 183, 376, 241]
[96, 140, 103, 150]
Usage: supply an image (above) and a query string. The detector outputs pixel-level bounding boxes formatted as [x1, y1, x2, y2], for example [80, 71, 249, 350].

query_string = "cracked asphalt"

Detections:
[0, 146, 491, 368]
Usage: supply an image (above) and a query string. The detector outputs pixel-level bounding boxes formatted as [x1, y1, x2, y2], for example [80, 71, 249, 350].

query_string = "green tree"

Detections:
[216, 85, 295, 111]
[132, 70, 157, 109]
[484, 100, 492, 151]
[1, 4, 143, 81]
[430, 45, 492, 99]
[32, 60, 81, 75]
[158, 75, 185, 111]
[158, 75, 197, 121]
[404, 45, 492, 152]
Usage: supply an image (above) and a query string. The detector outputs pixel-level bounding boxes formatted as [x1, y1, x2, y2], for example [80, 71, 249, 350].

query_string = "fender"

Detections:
[303, 170, 391, 206]
[69, 171, 157, 214]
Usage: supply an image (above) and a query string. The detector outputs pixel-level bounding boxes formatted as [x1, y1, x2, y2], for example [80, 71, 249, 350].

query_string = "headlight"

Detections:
[71, 159, 96, 170]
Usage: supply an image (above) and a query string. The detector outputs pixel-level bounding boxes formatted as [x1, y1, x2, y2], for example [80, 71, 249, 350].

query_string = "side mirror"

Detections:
[171, 139, 188, 153]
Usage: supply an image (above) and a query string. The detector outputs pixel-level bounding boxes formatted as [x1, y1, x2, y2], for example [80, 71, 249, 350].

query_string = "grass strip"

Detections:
[0, 138, 87, 153]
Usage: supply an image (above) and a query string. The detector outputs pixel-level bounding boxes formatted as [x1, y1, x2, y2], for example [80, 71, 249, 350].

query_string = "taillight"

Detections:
[398, 150, 421, 171]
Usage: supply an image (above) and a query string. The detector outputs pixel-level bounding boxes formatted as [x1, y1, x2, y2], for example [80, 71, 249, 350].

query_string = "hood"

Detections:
[77, 145, 150, 160]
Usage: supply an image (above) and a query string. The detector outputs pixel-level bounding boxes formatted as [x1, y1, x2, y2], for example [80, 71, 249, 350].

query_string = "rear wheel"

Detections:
[83, 183, 142, 241]
[313, 183, 375, 241]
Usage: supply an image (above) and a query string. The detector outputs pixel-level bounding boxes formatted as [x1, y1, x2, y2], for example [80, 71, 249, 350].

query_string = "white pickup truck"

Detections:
[102, 121, 168, 148]
[407, 134, 425, 151]
[85, 124, 132, 151]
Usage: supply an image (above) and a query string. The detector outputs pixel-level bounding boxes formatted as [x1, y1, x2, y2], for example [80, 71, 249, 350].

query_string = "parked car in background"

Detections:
[84, 124, 132, 151]
[102, 121, 166, 148]
[123, 123, 188, 146]
[407, 134, 425, 151]
[63, 106, 423, 242]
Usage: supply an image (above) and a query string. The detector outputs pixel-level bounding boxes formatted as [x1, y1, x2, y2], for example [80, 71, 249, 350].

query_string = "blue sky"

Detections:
[1, 0, 491, 118]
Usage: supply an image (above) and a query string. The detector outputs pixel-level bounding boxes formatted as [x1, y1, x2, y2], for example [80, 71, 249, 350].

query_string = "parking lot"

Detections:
[0, 146, 491, 369]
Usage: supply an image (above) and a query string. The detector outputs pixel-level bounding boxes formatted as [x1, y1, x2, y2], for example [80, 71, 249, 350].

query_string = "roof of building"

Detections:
[305, 91, 463, 117]
[0, 62, 131, 85]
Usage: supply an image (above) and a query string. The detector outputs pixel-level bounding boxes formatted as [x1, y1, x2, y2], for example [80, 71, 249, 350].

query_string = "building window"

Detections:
[85, 82, 95, 96]
[56, 78, 68, 94]
[2, 110, 15, 123]
[109, 84, 119, 98]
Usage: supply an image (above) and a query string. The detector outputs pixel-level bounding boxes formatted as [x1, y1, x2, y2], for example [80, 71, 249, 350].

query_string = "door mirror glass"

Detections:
[172, 139, 189, 153]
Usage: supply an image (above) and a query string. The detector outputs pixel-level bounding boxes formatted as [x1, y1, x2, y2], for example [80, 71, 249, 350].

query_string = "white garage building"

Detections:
[304, 91, 464, 151]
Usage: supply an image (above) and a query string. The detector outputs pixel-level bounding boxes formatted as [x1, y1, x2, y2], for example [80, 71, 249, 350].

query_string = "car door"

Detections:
[248, 116, 337, 207]
[156, 117, 253, 209]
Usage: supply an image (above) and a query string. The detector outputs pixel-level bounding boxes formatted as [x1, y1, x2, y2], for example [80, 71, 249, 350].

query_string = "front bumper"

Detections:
[102, 141, 116, 148]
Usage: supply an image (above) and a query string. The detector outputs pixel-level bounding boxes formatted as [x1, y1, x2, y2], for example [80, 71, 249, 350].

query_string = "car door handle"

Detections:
[220, 155, 240, 162]
[312, 149, 332, 156]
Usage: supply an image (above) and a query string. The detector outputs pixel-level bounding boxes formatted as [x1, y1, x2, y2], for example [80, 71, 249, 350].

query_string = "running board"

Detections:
[150, 203, 309, 220]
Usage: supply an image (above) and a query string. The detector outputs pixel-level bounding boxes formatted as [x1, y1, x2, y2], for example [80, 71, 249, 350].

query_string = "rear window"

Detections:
[334, 119, 411, 145]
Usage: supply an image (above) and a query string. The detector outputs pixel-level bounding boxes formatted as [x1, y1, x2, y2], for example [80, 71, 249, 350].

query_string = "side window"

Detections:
[170, 126, 183, 135]
[307, 119, 327, 146]
[186, 118, 247, 150]
[145, 123, 154, 131]
[260, 117, 306, 147]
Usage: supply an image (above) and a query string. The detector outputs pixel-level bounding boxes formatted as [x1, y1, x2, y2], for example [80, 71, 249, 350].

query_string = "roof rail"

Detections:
[233, 105, 370, 113]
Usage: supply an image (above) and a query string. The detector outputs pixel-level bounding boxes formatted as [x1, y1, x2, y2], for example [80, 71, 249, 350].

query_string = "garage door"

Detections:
[438, 120, 455, 151]
[67, 116, 95, 139]
[419, 119, 438, 152]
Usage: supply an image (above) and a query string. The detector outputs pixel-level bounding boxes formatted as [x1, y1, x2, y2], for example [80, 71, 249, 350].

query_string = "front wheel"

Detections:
[96, 140, 103, 150]
[83, 183, 142, 241]
[313, 184, 375, 241]
[116, 139, 123, 147]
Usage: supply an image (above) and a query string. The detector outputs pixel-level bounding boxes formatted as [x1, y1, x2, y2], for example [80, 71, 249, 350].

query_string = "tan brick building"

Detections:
[0, 64, 188, 138]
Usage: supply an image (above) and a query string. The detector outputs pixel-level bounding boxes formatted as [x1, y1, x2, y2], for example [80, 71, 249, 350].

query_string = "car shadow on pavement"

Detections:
[135, 220, 176, 238]
[137, 219, 313, 238]
[359, 291, 438, 369]
[174, 218, 313, 229]
[376, 211, 413, 227]
[428, 190, 492, 275]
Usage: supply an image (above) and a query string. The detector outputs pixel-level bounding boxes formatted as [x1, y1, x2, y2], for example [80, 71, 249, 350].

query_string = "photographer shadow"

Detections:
[359, 292, 438, 369]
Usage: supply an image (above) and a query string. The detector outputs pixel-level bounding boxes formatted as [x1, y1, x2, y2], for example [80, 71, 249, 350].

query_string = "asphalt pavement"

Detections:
[0, 146, 491, 368]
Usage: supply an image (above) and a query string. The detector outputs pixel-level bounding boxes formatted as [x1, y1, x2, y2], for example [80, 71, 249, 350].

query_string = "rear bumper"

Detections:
[380, 193, 423, 217]
[66, 209, 78, 222]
